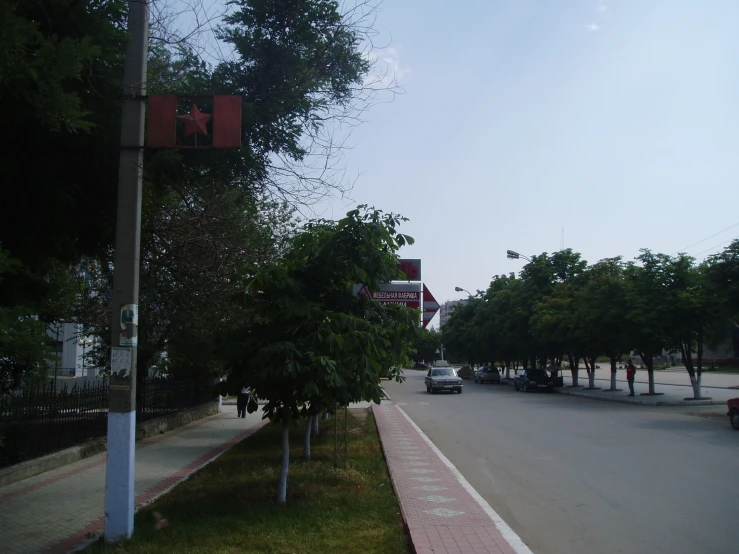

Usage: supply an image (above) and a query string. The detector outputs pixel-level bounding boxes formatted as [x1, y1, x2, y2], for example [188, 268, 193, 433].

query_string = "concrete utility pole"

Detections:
[104, 0, 150, 542]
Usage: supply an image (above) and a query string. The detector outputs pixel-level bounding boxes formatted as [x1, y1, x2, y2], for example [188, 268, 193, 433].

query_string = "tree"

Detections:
[624, 252, 671, 395]
[443, 299, 485, 366]
[531, 281, 585, 386]
[704, 239, 739, 322]
[411, 328, 442, 365]
[221, 207, 418, 503]
[574, 258, 631, 390]
[659, 254, 723, 399]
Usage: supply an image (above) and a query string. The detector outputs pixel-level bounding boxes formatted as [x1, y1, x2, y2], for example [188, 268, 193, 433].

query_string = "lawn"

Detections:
[84, 409, 409, 554]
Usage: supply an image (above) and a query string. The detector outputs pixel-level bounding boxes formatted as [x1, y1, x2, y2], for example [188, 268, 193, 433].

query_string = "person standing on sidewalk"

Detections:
[237, 385, 249, 418]
[626, 360, 636, 396]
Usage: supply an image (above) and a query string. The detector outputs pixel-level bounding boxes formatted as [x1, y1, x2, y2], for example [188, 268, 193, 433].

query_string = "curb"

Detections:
[555, 388, 717, 406]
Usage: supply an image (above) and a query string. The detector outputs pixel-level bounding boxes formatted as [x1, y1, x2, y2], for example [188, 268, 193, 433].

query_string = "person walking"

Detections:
[237, 384, 249, 418]
[626, 360, 636, 396]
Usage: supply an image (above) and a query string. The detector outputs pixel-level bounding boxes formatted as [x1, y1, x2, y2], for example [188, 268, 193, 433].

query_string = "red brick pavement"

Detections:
[0, 406, 266, 554]
[373, 403, 533, 554]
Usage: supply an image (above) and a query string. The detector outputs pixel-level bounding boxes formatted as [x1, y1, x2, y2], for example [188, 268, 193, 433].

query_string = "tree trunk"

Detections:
[568, 353, 580, 387]
[304, 415, 313, 461]
[680, 340, 702, 399]
[312, 413, 319, 436]
[640, 353, 656, 394]
[609, 355, 618, 390]
[504, 360, 511, 379]
[277, 408, 290, 504]
[696, 328, 704, 395]
[584, 356, 597, 388]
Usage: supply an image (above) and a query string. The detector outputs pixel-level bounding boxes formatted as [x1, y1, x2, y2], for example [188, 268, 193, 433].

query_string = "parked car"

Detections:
[474, 366, 501, 384]
[514, 368, 560, 392]
[425, 367, 463, 394]
[728, 398, 739, 430]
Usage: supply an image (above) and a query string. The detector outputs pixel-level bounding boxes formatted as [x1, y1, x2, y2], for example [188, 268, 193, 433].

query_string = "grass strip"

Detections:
[85, 409, 408, 554]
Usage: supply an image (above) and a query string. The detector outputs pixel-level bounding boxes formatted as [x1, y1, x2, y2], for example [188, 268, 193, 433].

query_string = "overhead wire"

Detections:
[693, 238, 737, 258]
[672, 220, 739, 255]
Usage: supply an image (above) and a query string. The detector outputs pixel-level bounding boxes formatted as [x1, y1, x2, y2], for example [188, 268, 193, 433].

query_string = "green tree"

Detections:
[624, 252, 671, 394]
[221, 207, 418, 503]
[411, 328, 442, 365]
[574, 258, 631, 390]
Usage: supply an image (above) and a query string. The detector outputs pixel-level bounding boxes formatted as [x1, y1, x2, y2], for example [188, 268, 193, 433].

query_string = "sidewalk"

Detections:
[373, 402, 531, 554]
[570, 366, 739, 389]
[0, 405, 265, 554]
[556, 375, 737, 406]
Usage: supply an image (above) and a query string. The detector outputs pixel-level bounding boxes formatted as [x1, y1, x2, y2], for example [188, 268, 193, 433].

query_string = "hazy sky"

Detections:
[309, 0, 739, 325]
[178, 0, 739, 327]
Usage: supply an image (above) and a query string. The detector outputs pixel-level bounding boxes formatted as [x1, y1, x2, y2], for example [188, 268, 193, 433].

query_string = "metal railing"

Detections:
[0, 380, 109, 468]
[0, 377, 215, 468]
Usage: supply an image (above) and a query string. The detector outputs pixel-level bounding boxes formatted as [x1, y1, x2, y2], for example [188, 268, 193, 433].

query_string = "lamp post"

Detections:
[454, 286, 473, 296]
[506, 250, 532, 263]
[78, 336, 93, 377]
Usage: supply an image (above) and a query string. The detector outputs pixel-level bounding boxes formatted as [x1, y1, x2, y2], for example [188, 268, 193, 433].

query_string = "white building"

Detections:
[47, 322, 99, 377]
[439, 299, 468, 327]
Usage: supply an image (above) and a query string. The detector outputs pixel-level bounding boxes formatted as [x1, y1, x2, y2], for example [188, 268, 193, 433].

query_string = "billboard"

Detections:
[394, 259, 421, 281]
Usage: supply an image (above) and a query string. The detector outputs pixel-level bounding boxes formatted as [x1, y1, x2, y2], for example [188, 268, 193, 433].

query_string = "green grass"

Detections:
[84, 410, 408, 554]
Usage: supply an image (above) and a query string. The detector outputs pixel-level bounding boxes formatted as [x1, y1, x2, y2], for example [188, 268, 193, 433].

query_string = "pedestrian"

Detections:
[626, 360, 636, 396]
[237, 384, 249, 418]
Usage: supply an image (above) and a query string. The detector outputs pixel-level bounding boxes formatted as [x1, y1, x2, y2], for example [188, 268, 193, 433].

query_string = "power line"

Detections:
[672, 220, 739, 255]
[693, 237, 737, 258]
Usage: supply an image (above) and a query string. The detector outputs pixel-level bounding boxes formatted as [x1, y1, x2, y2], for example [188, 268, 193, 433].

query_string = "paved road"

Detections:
[384, 371, 739, 554]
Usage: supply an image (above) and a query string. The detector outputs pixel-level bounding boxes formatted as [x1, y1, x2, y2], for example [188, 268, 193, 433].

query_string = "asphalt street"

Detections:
[383, 371, 739, 554]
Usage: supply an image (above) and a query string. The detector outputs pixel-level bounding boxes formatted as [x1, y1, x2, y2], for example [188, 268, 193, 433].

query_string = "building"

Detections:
[439, 299, 468, 327]
[46, 322, 99, 377]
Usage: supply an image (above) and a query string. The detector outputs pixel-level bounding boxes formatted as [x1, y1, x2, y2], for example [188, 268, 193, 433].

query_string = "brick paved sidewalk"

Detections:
[0, 405, 266, 554]
[373, 403, 532, 554]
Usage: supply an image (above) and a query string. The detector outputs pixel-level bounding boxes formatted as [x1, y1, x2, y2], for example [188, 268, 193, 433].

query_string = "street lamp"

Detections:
[506, 250, 532, 262]
[454, 286, 473, 296]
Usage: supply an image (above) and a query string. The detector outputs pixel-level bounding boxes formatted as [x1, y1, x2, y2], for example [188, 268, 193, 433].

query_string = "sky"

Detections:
[181, 0, 739, 327]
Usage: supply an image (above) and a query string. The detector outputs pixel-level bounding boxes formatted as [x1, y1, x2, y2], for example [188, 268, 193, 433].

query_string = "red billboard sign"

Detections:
[394, 259, 421, 281]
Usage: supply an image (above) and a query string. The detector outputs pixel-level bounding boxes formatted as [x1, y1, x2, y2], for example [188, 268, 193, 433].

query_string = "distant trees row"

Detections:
[442, 242, 739, 399]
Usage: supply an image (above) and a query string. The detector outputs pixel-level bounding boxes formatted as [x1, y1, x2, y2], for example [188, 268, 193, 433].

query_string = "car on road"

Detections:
[728, 398, 739, 430]
[514, 368, 558, 392]
[425, 366, 463, 394]
[474, 366, 501, 384]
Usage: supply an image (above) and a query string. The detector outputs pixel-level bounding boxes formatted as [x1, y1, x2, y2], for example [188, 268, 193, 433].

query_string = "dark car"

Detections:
[728, 398, 739, 430]
[514, 368, 559, 392]
[425, 367, 463, 394]
[474, 366, 501, 384]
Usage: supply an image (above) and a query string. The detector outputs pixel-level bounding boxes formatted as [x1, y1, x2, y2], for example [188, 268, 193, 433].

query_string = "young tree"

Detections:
[221, 207, 418, 504]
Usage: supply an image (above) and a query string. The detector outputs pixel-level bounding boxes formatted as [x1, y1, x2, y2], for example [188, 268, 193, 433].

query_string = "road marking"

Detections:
[418, 494, 456, 503]
[423, 507, 465, 517]
[415, 485, 447, 492]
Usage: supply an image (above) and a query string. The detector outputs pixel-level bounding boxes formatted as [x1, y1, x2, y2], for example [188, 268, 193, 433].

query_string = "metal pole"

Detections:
[104, 0, 149, 542]
[333, 403, 338, 469]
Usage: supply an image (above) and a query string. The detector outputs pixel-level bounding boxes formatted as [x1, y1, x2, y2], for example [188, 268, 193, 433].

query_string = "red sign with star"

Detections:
[147, 95, 242, 149]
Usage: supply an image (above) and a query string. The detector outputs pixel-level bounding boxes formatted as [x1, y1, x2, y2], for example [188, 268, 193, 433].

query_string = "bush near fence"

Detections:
[0, 378, 215, 468]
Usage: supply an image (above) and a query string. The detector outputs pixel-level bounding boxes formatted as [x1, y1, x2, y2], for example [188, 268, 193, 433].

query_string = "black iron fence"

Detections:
[137, 378, 214, 422]
[0, 380, 109, 468]
[0, 377, 215, 468]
